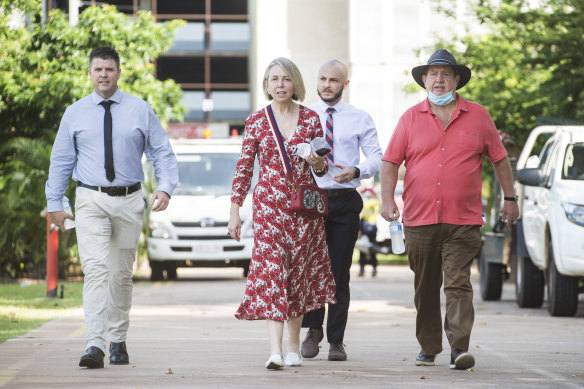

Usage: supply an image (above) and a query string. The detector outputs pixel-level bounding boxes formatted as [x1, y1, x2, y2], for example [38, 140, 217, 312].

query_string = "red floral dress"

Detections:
[231, 105, 336, 321]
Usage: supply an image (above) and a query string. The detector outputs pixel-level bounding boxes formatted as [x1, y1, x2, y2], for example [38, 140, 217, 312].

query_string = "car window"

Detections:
[562, 143, 584, 181]
[175, 153, 258, 195]
[537, 137, 554, 169]
[176, 153, 239, 195]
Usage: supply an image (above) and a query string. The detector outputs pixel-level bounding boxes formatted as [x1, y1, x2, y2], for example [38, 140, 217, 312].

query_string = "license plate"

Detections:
[194, 244, 220, 253]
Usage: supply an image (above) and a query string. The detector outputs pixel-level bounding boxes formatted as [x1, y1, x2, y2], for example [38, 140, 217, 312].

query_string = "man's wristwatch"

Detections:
[353, 167, 360, 178]
[504, 195, 518, 202]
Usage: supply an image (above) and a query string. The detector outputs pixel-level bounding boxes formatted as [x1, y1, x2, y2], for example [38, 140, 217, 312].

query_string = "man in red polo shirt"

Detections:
[380, 49, 519, 370]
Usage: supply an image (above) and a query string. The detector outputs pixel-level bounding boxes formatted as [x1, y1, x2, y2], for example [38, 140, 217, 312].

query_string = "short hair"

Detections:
[263, 57, 306, 102]
[89, 46, 120, 69]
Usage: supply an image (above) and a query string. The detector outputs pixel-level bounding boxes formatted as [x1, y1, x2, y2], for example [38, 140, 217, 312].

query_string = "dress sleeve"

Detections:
[231, 114, 259, 206]
[307, 108, 328, 177]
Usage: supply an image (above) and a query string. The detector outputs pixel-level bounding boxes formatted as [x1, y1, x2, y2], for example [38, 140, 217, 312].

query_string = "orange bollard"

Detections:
[46, 215, 58, 298]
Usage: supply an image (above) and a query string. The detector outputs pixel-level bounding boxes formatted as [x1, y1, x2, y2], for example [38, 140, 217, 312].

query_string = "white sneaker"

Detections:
[284, 352, 302, 366]
[265, 354, 283, 370]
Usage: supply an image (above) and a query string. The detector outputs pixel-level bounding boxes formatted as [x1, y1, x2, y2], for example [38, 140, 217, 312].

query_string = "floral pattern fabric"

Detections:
[231, 105, 336, 321]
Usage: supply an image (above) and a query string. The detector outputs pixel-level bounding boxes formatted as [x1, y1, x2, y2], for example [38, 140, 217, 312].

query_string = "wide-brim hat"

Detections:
[411, 49, 471, 90]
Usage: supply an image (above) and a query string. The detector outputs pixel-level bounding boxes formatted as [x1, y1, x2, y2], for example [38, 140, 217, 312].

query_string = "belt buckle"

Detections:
[109, 186, 127, 196]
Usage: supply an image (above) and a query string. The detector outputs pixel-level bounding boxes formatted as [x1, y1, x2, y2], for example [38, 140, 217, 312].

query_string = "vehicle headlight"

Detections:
[149, 221, 172, 239]
[563, 203, 584, 227]
[240, 219, 254, 238]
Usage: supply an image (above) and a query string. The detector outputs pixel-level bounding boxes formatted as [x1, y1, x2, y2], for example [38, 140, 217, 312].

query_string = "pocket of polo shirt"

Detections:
[458, 131, 480, 151]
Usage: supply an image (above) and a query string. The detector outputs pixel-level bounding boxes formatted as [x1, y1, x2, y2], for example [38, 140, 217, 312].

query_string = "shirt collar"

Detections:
[92, 88, 122, 105]
[317, 98, 346, 113]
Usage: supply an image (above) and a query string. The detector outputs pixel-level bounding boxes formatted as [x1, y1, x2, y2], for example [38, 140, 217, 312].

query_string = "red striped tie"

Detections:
[325, 107, 335, 163]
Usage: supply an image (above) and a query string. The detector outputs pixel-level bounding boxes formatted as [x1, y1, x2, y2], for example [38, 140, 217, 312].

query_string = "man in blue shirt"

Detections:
[45, 47, 178, 369]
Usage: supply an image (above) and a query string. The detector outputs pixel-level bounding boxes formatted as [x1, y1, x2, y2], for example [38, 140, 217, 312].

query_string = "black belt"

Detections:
[78, 182, 141, 197]
[325, 188, 356, 198]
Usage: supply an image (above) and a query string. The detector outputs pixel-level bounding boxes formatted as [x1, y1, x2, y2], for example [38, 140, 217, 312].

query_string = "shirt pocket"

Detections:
[457, 130, 480, 151]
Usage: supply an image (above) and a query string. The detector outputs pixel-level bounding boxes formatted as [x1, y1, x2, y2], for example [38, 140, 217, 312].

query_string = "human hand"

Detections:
[228, 213, 242, 242]
[332, 165, 356, 184]
[380, 200, 400, 222]
[306, 150, 326, 171]
[150, 191, 170, 212]
[500, 201, 519, 227]
[48, 211, 75, 232]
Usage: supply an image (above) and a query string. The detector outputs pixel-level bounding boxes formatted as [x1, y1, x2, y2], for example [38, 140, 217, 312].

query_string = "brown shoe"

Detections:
[328, 342, 347, 361]
[301, 328, 324, 358]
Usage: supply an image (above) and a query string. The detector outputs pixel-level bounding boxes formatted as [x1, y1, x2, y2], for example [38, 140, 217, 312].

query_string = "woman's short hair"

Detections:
[263, 57, 306, 102]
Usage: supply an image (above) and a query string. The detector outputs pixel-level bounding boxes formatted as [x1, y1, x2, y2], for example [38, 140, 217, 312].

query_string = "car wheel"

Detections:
[515, 255, 544, 308]
[479, 246, 503, 301]
[165, 262, 178, 281]
[547, 241, 579, 317]
[149, 260, 164, 281]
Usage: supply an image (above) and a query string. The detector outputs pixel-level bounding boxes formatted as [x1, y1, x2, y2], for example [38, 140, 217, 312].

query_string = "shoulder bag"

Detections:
[264, 106, 328, 218]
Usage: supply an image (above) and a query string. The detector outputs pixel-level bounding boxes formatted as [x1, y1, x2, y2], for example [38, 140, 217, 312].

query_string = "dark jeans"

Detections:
[404, 224, 481, 355]
[302, 190, 363, 344]
[359, 219, 378, 269]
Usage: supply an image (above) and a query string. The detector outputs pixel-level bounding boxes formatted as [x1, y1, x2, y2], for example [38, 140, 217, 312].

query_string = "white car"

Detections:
[515, 126, 584, 316]
[144, 138, 255, 280]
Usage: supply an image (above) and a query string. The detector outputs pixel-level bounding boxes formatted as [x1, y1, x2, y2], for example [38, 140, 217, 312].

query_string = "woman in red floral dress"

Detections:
[228, 58, 336, 370]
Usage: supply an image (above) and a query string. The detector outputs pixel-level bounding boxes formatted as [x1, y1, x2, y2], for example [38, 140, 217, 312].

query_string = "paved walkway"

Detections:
[1, 265, 583, 388]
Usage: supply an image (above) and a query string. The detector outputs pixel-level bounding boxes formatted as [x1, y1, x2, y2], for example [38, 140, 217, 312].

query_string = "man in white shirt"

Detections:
[301, 60, 382, 361]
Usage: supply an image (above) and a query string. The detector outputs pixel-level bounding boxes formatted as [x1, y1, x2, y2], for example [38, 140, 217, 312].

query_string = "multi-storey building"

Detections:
[46, 0, 251, 138]
[45, 0, 473, 145]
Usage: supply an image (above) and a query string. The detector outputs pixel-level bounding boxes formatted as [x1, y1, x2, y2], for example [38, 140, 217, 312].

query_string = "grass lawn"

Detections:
[0, 282, 83, 344]
[352, 249, 408, 264]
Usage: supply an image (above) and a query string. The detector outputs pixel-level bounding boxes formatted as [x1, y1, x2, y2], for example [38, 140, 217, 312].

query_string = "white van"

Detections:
[144, 138, 255, 280]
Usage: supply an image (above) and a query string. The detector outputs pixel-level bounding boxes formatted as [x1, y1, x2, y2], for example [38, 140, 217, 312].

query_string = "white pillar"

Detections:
[69, 0, 80, 26]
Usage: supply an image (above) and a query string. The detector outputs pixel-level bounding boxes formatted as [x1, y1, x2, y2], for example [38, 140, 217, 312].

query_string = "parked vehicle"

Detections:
[515, 126, 584, 316]
[478, 132, 521, 301]
[144, 138, 255, 280]
[478, 126, 584, 316]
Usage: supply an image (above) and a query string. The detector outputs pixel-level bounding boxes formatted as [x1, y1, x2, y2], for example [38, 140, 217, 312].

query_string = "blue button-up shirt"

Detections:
[46, 89, 178, 212]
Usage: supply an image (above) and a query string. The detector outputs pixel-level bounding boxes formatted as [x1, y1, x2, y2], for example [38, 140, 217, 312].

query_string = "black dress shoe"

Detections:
[79, 346, 105, 368]
[109, 341, 129, 365]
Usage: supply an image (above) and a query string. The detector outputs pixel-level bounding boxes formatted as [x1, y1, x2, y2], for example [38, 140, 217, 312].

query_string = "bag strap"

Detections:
[265, 106, 294, 181]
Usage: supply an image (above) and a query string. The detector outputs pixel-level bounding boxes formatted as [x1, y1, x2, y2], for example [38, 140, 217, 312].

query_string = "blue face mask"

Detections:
[428, 90, 455, 106]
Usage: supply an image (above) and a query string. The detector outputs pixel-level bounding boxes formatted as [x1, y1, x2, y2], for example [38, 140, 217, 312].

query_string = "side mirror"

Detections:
[517, 168, 544, 186]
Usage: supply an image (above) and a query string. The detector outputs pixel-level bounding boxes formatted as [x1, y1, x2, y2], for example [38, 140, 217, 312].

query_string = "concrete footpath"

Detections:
[0, 265, 583, 389]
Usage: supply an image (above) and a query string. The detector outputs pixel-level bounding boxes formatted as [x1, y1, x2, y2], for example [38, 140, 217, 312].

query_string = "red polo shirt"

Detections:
[382, 97, 507, 227]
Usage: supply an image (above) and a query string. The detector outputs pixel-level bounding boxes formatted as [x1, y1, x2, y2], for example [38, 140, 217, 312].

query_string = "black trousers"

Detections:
[302, 190, 363, 344]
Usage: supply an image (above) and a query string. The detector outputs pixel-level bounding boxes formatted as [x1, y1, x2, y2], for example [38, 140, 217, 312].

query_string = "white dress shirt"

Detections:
[310, 98, 382, 189]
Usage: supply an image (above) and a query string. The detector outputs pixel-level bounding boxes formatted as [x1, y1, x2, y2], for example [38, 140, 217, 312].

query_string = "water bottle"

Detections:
[62, 196, 75, 230]
[389, 220, 405, 254]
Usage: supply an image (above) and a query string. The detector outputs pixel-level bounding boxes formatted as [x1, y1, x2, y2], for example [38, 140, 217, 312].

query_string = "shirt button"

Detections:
[443, 132, 446, 135]
[436, 200, 440, 204]
[441, 147, 445, 151]
[437, 182, 441, 185]
[439, 164, 442, 167]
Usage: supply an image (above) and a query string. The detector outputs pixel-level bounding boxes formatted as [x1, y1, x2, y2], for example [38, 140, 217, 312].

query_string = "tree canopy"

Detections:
[425, 0, 584, 145]
[0, 3, 184, 145]
[0, 1, 184, 278]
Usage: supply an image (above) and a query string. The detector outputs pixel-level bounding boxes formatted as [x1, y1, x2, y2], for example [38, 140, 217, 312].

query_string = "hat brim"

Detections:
[411, 64, 471, 90]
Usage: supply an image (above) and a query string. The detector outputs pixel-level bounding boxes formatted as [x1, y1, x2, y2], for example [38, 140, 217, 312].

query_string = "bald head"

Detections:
[317, 60, 350, 106]
[319, 60, 349, 82]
